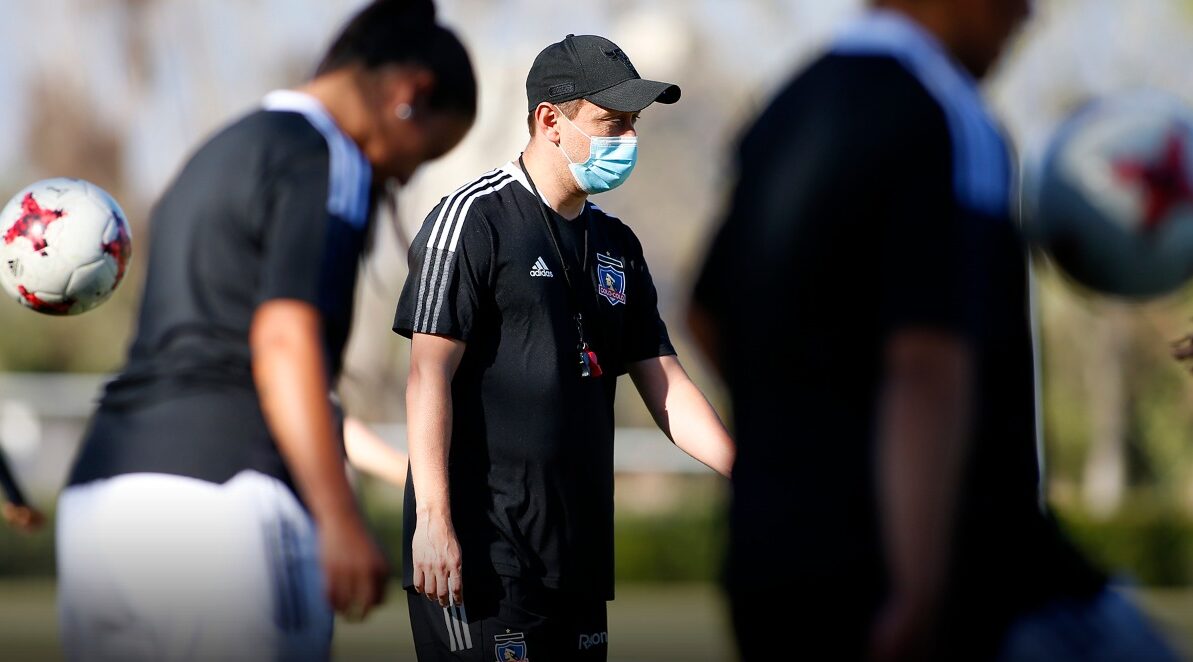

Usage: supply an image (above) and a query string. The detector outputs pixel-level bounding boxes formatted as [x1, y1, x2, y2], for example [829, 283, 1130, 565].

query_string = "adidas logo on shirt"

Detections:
[530, 257, 554, 278]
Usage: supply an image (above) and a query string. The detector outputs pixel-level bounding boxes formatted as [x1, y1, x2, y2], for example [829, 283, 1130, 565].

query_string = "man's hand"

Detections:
[411, 508, 464, 607]
[319, 514, 390, 621]
[1, 503, 44, 533]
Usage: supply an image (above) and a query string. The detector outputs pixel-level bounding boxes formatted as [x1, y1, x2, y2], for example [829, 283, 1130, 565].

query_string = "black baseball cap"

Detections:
[526, 34, 681, 113]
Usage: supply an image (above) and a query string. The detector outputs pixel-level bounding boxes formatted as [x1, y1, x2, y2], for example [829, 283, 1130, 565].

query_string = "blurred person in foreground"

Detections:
[0, 445, 43, 532]
[690, 1, 1176, 660]
[393, 34, 735, 661]
[56, 1, 475, 659]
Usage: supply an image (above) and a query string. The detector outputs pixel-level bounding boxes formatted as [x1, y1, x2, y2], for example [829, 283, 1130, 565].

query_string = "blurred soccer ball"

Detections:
[1029, 94, 1193, 299]
[0, 178, 132, 315]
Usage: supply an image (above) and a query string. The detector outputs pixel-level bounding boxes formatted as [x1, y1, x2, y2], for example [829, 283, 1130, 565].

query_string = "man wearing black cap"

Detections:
[393, 34, 733, 661]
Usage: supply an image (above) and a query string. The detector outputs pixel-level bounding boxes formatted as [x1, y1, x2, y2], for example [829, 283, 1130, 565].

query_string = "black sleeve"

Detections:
[875, 86, 977, 340]
[256, 151, 335, 307]
[393, 200, 493, 341]
[622, 232, 676, 363]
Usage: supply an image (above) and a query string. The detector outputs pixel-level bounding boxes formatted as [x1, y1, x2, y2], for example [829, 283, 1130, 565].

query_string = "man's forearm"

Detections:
[876, 335, 972, 611]
[663, 380, 734, 477]
[253, 313, 359, 527]
[406, 362, 454, 516]
[405, 334, 466, 604]
[631, 356, 735, 478]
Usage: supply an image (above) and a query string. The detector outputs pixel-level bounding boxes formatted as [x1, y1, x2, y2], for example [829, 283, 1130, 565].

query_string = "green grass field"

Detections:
[0, 580, 735, 661]
[1, 580, 1188, 660]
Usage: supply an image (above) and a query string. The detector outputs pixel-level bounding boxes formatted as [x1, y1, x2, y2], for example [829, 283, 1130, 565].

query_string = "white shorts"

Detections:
[56, 470, 331, 661]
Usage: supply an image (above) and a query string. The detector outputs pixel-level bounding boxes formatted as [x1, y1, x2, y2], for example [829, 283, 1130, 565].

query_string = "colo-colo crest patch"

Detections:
[596, 254, 626, 306]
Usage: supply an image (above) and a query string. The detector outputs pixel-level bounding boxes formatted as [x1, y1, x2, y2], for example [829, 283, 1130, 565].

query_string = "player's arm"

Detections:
[395, 201, 490, 609]
[343, 417, 409, 489]
[0, 448, 43, 532]
[872, 286, 973, 654]
[870, 330, 973, 660]
[251, 300, 389, 620]
[868, 81, 978, 660]
[406, 332, 466, 607]
[628, 355, 734, 477]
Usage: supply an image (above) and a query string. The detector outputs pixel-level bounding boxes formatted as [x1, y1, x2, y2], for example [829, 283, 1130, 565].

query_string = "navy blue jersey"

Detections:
[694, 11, 1104, 656]
[70, 91, 372, 492]
[394, 161, 674, 600]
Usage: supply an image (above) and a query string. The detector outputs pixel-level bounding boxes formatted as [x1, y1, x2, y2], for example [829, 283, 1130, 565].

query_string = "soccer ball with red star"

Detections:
[1029, 93, 1193, 299]
[0, 178, 132, 315]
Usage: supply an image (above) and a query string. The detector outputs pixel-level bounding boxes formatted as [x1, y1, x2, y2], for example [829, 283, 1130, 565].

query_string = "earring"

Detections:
[395, 103, 414, 120]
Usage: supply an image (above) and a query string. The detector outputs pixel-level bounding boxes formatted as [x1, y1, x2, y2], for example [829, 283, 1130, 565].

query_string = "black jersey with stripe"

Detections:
[393, 161, 674, 600]
[69, 91, 372, 492]
[694, 11, 1104, 655]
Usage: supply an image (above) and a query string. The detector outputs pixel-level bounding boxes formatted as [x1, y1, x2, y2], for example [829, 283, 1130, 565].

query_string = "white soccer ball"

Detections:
[0, 178, 132, 315]
[1027, 93, 1193, 299]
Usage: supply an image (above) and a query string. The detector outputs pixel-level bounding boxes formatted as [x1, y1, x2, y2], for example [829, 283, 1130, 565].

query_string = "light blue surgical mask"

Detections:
[556, 111, 638, 194]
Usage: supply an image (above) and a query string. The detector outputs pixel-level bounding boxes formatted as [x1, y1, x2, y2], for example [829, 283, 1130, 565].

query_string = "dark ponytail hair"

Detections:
[317, 0, 476, 119]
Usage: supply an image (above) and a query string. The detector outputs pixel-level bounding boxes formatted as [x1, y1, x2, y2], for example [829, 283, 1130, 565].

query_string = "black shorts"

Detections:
[407, 575, 608, 661]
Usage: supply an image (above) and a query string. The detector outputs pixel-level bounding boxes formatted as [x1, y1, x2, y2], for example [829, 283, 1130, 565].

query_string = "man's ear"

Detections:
[534, 102, 561, 143]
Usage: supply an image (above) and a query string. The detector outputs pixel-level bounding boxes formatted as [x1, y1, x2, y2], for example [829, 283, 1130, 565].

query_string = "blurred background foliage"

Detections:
[1, 0, 1193, 602]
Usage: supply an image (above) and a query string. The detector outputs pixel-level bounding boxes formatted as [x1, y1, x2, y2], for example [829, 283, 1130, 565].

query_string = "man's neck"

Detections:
[876, 2, 961, 63]
[521, 141, 588, 220]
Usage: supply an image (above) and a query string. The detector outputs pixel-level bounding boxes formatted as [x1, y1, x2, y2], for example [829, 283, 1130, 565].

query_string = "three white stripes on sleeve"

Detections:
[413, 170, 514, 334]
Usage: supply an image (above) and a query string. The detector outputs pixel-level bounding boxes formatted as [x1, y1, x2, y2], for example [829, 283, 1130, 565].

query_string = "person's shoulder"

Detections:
[429, 166, 520, 219]
[587, 201, 626, 228]
[190, 110, 331, 192]
[163, 109, 331, 202]
[773, 52, 942, 131]
[739, 51, 947, 167]
[799, 51, 921, 85]
[587, 203, 644, 250]
[468, 165, 525, 215]
[415, 166, 522, 248]
[226, 109, 329, 159]
[820, 53, 933, 98]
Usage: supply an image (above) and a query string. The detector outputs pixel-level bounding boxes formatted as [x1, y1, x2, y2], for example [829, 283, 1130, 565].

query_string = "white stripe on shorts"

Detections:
[441, 603, 472, 651]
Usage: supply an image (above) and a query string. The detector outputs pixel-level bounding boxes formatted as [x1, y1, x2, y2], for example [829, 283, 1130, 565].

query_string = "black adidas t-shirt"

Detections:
[69, 91, 373, 493]
[693, 15, 1104, 655]
[394, 160, 674, 600]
